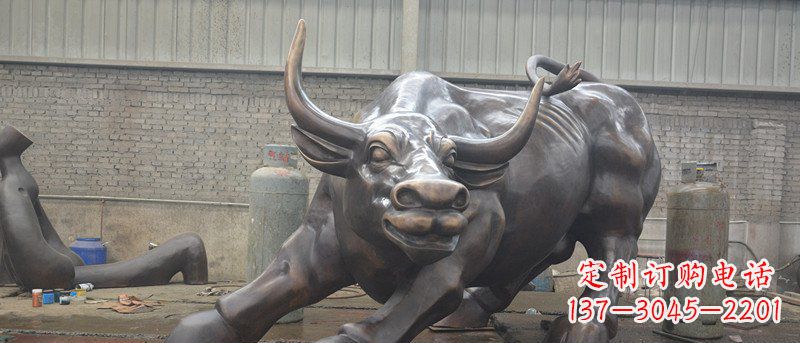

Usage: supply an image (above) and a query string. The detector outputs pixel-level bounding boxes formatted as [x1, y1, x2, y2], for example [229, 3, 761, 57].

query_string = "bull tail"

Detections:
[525, 55, 601, 96]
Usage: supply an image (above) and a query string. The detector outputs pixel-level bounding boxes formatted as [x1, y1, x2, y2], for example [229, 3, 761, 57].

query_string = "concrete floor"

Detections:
[0, 283, 798, 342]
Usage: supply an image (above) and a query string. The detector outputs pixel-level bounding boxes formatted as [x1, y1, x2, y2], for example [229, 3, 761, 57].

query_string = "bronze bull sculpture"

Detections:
[168, 20, 661, 343]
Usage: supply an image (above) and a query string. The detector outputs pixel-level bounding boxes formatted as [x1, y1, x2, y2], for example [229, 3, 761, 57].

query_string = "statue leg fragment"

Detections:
[436, 235, 577, 329]
[74, 232, 208, 288]
[0, 126, 75, 290]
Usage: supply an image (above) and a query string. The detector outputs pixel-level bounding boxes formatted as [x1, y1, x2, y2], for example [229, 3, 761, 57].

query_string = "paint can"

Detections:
[75, 288, 86, 302]
[59, 296, 71, 305]
[54, 288, 64, 300]
[31, 289, 42, 307]
[71, 289, 86, 302]
[42, 289, 54, 304]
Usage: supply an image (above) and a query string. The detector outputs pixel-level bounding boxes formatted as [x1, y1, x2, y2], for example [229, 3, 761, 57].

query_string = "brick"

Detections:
[1, 62, 800, 221]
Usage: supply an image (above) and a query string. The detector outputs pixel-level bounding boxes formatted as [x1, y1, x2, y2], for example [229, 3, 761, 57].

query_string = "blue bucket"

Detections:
[69, 237, 107, 265]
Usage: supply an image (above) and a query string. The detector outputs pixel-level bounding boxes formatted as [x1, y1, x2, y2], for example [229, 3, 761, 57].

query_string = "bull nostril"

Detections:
[395, 187, 422, 209]
[452, 188, 469, 210]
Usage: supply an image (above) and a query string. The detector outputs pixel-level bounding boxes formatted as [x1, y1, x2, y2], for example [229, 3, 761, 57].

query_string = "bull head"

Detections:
[285, 20, 544, 265]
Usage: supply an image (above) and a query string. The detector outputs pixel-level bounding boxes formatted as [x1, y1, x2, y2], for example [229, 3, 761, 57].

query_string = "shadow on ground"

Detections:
[0, 283, 798, 342]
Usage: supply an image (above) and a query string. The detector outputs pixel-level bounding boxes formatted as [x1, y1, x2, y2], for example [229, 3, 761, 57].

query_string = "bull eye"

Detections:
[369, 145, 393, 167]
[442, 150, 456, 168]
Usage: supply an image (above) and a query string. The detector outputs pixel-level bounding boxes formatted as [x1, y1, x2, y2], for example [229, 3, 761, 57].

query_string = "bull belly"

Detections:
[468, 211, 578, 288]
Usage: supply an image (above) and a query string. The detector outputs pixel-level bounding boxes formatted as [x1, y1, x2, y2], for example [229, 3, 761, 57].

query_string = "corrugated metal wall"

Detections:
[0, 0, 798, 91]
[0, 0, 403, 72]
[419, 0, 800, 89]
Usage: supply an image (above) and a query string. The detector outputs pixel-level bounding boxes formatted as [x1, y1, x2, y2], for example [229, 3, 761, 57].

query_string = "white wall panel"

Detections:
[0, 0, 797, 90]
[419, 0, 800, 90]
[0, 0, 403, 72]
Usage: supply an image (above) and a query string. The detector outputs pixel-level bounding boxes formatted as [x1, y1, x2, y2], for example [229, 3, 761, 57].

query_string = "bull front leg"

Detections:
[310, 263, 464, 343]
[436, 235, 578, 329]
[321, 197, 504, 343]
[167, 180, 354, 343]
[328, 259, 466, 343]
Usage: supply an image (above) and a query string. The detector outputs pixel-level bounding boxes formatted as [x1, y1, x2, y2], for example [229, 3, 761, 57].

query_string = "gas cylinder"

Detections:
[662, 162, 729, 339]
[247, 145, 309, 323]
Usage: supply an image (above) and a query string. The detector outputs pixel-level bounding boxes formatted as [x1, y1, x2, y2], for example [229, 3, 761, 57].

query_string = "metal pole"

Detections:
[99, 199, 105, 241]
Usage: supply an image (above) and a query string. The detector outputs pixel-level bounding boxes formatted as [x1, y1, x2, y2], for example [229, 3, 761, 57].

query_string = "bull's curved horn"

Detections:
[451, 78, 545, 165]
[285, 19, 364, 147]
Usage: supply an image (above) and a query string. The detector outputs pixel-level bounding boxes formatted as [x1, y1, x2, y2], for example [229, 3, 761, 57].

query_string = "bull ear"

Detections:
[452, 160, 507, 189]
[291, 125, 353, 177]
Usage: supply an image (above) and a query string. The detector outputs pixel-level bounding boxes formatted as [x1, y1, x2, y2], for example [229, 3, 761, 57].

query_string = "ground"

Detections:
[0, 283, 798, 342]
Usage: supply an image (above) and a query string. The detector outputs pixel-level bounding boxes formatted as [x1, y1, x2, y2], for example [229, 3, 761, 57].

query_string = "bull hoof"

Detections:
[166, 310, 240, 343]
[544, 315, 612, 343]
[433, 295, 492, 329]
[315, 334, 358, 343]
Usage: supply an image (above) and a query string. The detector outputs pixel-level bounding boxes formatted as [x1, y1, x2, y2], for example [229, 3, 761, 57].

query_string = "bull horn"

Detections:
[285, 19, 364, 147]
[451, 78, 545, 165]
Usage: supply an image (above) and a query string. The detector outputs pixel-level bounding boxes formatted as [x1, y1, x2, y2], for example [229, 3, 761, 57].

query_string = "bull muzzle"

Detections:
[391, 179, 469, 211]
[383, 179, 470, 265]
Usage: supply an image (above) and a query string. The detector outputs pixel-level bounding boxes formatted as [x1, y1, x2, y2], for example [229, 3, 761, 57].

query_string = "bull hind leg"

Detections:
[544, 218, 640, 343]
[167, 179, 353, 343]
[544, 174, 658, 342]
[435, 235, 577, 329]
